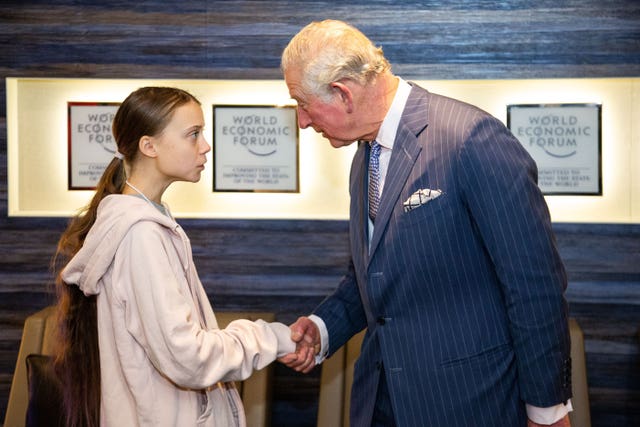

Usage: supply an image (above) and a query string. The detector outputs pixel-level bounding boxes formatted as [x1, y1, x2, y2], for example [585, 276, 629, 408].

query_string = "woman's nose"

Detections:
[201, 138, 211, 154]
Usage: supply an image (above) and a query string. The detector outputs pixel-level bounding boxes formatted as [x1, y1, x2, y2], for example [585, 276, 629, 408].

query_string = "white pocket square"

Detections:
[403, 188, 443, 213]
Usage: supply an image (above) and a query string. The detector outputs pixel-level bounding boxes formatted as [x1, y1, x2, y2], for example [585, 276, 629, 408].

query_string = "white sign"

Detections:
[68, 102, 119, 189]
[508, 104, 601, 195]
[213, 105, 299, 192]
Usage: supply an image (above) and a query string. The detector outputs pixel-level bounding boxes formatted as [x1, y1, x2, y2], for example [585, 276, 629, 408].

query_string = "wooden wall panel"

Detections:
[557, 225, 640, 426]
[1, 1, 639, 425]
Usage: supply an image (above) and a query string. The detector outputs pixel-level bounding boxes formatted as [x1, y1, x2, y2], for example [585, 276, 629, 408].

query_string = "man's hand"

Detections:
[528, 414, 571, 427]
[291, 316, 321, 352]
[277, 316, 320, 373]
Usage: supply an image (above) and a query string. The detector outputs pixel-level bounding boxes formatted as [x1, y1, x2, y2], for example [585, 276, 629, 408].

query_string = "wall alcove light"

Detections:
[6, 77, 639, 222]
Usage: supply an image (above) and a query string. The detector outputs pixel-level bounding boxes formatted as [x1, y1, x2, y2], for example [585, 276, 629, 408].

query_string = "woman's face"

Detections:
[153, 101, 210, 184]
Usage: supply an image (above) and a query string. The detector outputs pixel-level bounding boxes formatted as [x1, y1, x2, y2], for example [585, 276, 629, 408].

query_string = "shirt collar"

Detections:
[375, 77, 412, 150]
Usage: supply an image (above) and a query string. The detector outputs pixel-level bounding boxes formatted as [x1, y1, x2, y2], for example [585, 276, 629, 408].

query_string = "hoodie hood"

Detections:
[62, 195, 182, 296]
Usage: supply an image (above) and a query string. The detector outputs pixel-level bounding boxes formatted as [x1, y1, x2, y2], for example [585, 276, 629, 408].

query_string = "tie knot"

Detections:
[370, 140, 381, 154]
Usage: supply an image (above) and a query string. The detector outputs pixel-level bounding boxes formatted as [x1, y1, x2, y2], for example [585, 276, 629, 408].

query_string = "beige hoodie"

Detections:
[62, 195, 294, 426]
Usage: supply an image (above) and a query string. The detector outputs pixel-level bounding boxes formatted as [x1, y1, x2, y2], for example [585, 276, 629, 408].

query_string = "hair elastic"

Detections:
[114, 151, 124, 160]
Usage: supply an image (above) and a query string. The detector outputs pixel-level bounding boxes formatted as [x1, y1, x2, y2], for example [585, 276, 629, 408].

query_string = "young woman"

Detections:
[52, 87, 296, 427]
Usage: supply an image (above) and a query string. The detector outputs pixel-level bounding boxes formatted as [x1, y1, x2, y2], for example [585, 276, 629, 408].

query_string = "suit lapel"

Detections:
[351, 141, 369, 270]
[368, 86, 430, 259]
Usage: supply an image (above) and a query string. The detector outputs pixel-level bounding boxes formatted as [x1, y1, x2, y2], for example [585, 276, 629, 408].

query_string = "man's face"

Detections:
[285, 67, 357, 148]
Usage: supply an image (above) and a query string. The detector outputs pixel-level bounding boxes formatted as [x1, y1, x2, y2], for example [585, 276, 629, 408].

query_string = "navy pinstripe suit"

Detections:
[314, 84, 572, 426]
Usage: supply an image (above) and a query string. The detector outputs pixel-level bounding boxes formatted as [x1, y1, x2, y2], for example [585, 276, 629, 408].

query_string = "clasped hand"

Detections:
[277, 316, 320, 373]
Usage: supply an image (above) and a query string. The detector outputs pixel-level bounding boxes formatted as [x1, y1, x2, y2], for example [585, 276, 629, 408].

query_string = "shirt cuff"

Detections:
[526, 399, 572, 424]
[308, 314, 329, 364]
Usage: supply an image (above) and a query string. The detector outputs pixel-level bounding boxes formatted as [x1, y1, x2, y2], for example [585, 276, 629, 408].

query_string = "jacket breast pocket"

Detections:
[398, 193, 449, 229]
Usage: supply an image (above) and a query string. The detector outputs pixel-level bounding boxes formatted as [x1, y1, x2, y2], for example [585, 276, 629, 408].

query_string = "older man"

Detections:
[282, 20, 572, 427]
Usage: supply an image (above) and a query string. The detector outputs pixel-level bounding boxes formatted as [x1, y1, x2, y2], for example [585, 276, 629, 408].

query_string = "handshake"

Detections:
[278, 316, 321, 373]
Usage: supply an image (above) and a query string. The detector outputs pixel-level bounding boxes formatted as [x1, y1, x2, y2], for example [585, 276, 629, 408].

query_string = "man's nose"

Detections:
[297, 109, 312, 129]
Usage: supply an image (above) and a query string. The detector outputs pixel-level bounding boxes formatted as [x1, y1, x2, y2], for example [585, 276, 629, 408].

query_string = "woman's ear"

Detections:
[138, 135, 158, 158]
[330, 81, 354, 113]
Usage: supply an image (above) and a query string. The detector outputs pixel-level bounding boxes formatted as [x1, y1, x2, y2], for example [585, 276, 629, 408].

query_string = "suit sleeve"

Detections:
[457, 115, 572, 407]
[314, 258, 368, 356]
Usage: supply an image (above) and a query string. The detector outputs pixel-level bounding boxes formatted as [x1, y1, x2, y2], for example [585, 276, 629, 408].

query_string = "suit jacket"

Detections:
[314, 84, 572, 427]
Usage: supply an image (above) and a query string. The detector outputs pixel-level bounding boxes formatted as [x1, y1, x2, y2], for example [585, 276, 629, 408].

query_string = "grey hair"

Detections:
[281, 20, 391, 102]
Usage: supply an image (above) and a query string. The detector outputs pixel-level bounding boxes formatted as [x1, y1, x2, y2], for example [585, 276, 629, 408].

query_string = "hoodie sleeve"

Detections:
[114, 221, 294, 389]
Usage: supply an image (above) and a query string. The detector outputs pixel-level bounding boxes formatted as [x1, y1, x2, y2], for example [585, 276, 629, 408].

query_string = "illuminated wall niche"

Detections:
[7, 77, 640, 222]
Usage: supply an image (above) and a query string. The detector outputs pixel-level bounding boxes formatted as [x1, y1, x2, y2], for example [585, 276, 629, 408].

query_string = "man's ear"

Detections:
[138, 135, 158, 158]
[330, 81, 354, 113]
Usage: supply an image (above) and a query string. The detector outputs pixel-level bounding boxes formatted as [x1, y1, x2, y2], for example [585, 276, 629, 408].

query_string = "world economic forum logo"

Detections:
[511, 109, 594, 159]
[221, 114, 292, 156]
[214, 106, 299, 192]
[517, 114, 594, 158]
[508, 104, 601, 196]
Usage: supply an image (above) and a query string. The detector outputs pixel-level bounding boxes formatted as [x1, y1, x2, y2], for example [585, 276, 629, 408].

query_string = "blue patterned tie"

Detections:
[368, 141, 381, 222]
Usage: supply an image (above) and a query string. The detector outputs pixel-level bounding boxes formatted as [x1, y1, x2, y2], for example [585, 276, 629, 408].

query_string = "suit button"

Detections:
[377, 317, 386, 325]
